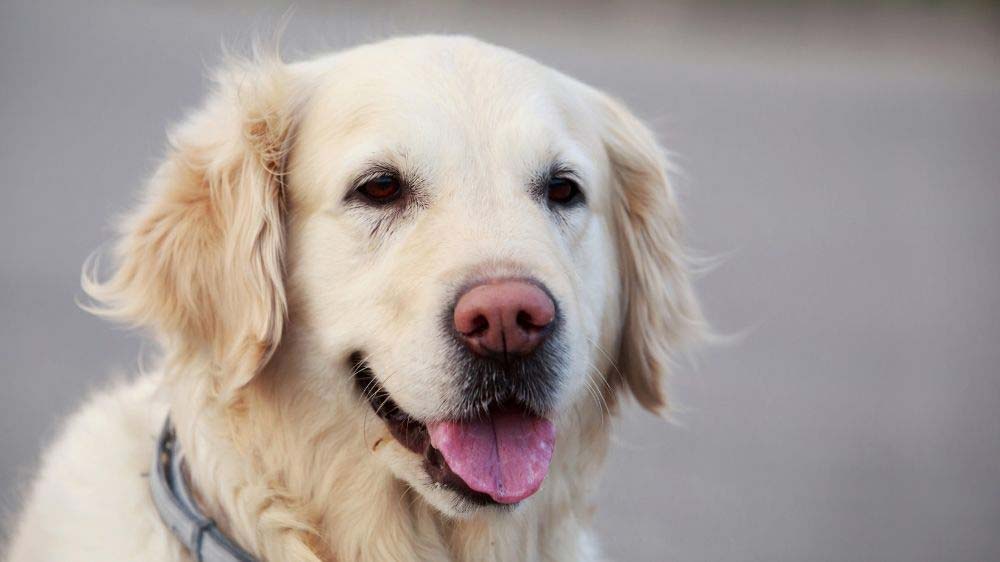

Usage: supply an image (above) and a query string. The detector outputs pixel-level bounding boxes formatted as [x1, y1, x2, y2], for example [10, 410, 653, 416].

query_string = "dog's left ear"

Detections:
[597, 92, 706, 414]
[85, 55, 298, 396]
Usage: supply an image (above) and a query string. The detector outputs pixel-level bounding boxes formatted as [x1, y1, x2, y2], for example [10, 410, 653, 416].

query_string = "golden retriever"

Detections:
[7, 35, 704, 561]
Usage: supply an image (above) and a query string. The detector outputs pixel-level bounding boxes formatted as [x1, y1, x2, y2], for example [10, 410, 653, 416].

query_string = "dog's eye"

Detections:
[547, 176, 581, 206]
[356, 174, 402, 204]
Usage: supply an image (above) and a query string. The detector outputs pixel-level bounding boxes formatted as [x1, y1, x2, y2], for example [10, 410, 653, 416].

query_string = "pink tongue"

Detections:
[427, 411, 555, 504]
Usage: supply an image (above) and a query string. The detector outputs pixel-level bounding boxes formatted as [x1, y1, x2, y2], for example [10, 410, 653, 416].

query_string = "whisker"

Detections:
[583, 333, 624, 387]
[581, 359, 612, 426]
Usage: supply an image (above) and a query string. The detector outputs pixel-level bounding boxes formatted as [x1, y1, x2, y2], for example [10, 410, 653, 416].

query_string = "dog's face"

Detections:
[90, 36, 702, 518]
[285, 39, 621, 512]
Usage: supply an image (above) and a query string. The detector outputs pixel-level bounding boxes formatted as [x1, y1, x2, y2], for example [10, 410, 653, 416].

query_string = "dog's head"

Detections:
[88, 36, 703, 516]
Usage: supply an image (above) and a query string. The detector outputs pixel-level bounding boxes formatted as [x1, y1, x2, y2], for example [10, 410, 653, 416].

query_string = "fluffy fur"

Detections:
[6, 36, 704, 562]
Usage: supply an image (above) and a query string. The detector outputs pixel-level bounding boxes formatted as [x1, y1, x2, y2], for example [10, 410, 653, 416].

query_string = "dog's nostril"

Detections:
[466, 314, 489, 336]
[516, 310, 543, 332]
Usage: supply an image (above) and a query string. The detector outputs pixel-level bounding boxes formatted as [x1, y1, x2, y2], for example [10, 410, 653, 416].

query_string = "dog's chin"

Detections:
[399, 461, 517, 518]
[349, 353, 556, 515]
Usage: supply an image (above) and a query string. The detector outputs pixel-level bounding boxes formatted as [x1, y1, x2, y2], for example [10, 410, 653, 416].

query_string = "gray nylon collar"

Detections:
[151, 418, 257, 562]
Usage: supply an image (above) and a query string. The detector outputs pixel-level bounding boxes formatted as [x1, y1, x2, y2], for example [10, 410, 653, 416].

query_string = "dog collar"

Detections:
[150, 418, 257, 562]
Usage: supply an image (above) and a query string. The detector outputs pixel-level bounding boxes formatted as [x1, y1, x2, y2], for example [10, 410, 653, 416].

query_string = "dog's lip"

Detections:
[350, 353, 430, 453]
[349, 353, 511, 507]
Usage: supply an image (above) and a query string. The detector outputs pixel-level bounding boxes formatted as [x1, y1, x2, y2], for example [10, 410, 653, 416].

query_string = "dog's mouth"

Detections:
[350, 353, 556, 506]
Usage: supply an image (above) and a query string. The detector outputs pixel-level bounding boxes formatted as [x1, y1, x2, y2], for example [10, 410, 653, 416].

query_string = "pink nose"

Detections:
[453, 280, 556, 357]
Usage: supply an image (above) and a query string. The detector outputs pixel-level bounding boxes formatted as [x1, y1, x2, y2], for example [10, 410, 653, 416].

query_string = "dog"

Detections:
[6, 35, 704, 561]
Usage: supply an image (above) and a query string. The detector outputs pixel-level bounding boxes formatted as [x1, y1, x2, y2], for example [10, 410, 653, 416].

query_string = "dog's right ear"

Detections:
[84, 54, 300, 397]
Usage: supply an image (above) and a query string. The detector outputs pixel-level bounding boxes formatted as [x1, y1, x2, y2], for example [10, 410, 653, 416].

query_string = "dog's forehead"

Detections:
[311, 36, 558, 118]
[295, 37, 601, 181]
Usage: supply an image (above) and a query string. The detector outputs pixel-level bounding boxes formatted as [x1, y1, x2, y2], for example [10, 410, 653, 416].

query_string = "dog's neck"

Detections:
[165, 356, 611, 562]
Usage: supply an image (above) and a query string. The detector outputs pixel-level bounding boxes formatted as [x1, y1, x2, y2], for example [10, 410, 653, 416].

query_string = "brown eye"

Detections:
[547, 176, 581, 205]
[357, 174, 402, 204]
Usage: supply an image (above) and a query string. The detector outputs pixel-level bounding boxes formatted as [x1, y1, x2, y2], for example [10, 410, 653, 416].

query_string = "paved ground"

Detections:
[2, 1, 999, 560]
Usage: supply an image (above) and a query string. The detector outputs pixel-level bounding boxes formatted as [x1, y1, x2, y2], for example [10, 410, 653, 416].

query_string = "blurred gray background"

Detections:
[2, 1, 999, 560]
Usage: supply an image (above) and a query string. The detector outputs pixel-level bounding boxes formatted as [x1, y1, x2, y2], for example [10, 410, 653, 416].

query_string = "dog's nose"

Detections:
[453, 280, 556, 357]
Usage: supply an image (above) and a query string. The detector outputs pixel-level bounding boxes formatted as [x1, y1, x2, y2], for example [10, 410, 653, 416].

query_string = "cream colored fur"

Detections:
[6, 36, 703, 562]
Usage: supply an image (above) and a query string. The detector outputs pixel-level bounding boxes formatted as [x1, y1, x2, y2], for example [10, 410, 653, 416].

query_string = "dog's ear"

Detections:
[598, 93, 706, 414]
[85, 55, 298, 396]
